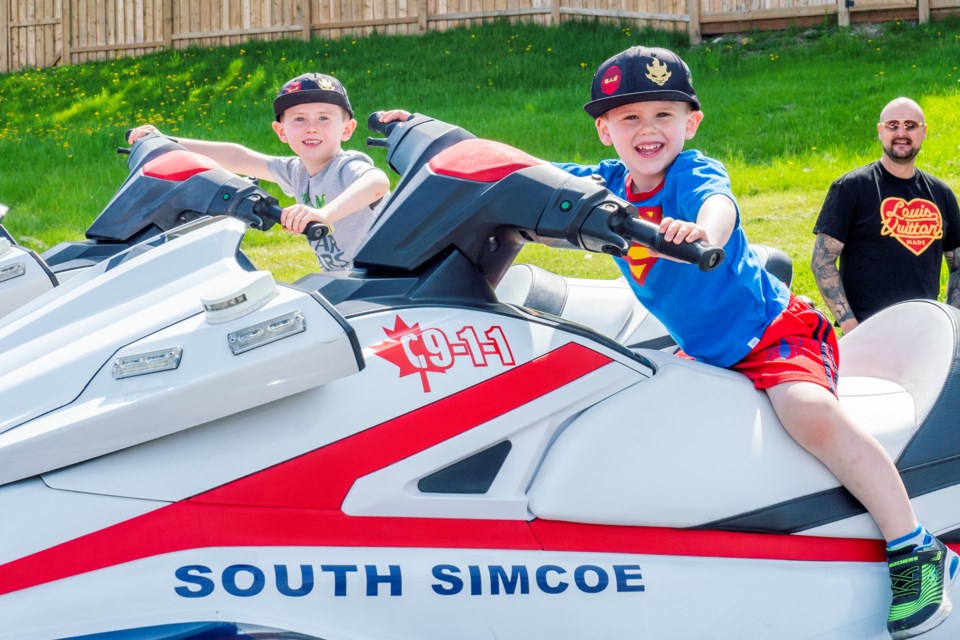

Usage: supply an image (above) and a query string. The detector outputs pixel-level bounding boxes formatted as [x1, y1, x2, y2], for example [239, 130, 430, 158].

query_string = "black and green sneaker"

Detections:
[887, 537, 959, 639]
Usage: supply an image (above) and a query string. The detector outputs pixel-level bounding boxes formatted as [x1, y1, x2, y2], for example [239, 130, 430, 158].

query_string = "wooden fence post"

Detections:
[551, 0, 561, 26]
[418, 0, 428, 32]
[61, 0, 71, 67]
[918, 0, 929, 23]
[688, 0, 702, 44]
[163, 0, 174, 50]
[0, 0, 9, 72]
[302, 0, 312, 40]
[837, 0, 850, 27]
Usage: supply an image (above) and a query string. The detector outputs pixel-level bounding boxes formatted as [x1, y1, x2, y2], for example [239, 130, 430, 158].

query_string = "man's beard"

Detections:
[882, 140, 920, 164]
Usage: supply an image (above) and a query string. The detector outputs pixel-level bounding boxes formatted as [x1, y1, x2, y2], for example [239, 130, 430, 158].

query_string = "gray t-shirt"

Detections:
[268, 150, 384, 271]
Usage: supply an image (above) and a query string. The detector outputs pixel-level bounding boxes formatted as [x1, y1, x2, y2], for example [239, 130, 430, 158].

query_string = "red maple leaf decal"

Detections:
[370, 316, 447, 392]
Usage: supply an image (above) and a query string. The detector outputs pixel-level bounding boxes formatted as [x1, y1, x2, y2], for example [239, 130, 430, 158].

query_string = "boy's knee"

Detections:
[768, 382, 846, 448]
[783, 411, 840, 451]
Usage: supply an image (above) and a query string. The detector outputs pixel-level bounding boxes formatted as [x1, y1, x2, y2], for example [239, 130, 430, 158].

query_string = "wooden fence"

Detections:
[3, 0, 959, 73]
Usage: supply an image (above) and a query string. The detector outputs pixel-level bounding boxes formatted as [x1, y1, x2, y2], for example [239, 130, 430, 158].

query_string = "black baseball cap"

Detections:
[273, 73, 353, 121]
[584, 46, 700, 118]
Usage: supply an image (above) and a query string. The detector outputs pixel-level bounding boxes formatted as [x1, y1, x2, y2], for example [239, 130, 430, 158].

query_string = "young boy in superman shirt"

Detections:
[562, 46, 957, 639]
[379, 44, 958, 639]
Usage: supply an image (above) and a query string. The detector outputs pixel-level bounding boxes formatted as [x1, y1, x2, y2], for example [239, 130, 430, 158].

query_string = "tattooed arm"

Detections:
[811, 233, 858, 333]
[946, 249, 960, 309]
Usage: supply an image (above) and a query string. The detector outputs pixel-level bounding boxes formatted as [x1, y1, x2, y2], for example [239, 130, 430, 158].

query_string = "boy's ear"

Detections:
[341, 117, 358, 141]
[595, 116, 614, 147]
[272, 120, 286, 142]
[685, 110, 704, 140]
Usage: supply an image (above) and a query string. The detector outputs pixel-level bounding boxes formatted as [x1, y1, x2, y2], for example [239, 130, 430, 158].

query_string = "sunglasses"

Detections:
[879, 119, 925, 132]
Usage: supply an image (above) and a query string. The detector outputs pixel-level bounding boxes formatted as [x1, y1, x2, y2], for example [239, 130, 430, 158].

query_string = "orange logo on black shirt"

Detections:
[879, 197, 943, 256]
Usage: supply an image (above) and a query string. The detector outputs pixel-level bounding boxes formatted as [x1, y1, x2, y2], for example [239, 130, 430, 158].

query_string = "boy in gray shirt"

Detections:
[128, 72, 389, 272]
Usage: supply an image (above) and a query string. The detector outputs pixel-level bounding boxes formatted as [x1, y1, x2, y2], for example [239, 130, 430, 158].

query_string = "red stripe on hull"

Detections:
[530, 520, 888, 562]
[0, 340, 931, 601]
[0, 507, 540, 596]
[0, 343, 610, 595]
[192, 343, 613, 509]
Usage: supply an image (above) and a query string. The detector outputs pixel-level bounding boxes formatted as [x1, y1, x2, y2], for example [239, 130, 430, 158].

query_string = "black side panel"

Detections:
[627, 335, 679, 351]
[308, 249, 500, 312]
[700, 486, 866, 534]
[700, 435, 960, 534]
[418, 441, 513, 494]
[42, 240, 130, 274]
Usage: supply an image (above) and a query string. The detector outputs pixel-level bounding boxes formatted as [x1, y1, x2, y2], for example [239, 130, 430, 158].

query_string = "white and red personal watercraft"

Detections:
[0, 113, 958, 640]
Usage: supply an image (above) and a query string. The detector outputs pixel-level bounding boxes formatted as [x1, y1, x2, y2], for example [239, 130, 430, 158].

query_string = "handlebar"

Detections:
[118, 129, 329, 242]
[117, 128, 135, 155]
[618, 215, 725, 272]
[367, 111, 400, 140]
[255, 199, 329, 241]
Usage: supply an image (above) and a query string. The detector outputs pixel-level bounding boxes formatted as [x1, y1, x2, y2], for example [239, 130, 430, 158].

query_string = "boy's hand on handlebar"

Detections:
[653, 217, 708, 262]
[280, 203, 327, 235]
[127, 124, 161, 145]
[378, 110, 412, 124]
[660, 216, 707, 244]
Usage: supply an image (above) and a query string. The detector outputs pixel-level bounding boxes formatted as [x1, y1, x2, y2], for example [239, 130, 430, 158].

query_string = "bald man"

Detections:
[812, 96, 960, 333]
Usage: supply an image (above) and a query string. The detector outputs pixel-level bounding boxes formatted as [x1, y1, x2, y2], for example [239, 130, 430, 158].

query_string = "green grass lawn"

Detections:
[2, 18, 959, 311]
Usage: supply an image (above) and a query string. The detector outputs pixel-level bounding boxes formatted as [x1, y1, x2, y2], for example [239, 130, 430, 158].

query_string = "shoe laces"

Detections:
[890, 565, 921, 600]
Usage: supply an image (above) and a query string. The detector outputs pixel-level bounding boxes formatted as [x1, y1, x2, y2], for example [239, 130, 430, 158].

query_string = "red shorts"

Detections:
[730, 295, 840, 395]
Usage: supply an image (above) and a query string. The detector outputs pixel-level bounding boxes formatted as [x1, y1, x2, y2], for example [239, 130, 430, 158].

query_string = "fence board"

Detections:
[0, 0, 6, 72]
[3, 0, 960, 73]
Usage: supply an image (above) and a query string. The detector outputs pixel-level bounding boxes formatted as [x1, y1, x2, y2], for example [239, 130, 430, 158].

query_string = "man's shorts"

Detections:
[730, 295, 840, 395]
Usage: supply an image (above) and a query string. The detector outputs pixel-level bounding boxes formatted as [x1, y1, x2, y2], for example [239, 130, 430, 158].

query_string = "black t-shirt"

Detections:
[813, 161, 960, 321]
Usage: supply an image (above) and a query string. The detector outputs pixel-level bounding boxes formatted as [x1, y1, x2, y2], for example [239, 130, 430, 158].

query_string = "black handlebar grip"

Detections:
[368, 111, 389, 136]
[367, 111, 403, 140]
[304, 221, 329, 241]
[662, 239, 724, 272]
[117, 128, 134, 155]
[620, 216, 725, 272]
[262, 201, 329, 240]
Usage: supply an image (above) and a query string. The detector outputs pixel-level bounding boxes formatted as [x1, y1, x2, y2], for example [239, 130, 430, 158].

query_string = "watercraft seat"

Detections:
[525, 300, 960, 535]
[496, 244, 793, 348]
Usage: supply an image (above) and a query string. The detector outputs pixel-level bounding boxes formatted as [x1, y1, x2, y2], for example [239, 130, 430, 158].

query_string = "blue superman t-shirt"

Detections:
[555, 150, 790, 367]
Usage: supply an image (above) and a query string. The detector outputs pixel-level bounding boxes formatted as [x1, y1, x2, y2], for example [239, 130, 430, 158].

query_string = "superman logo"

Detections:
[625, 206, 663, 286]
